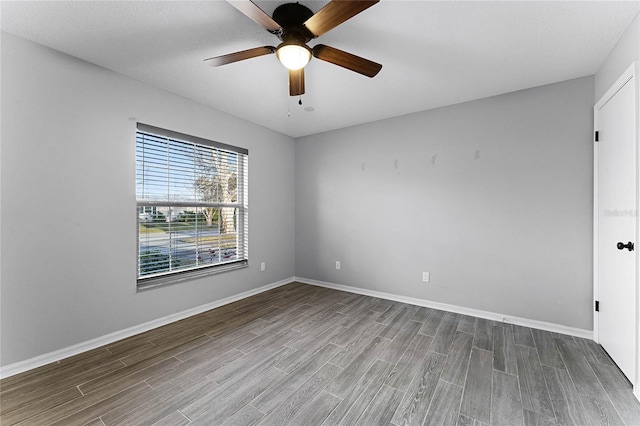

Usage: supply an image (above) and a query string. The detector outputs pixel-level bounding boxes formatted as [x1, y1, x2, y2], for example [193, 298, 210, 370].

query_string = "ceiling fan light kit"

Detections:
[206, 0, 382, 97]
[276, 42, 311, 71]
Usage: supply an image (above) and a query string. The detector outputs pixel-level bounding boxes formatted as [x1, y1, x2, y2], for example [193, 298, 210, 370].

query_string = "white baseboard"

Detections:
[1, 276, 594, 380]
[295, 276, 593, 340]
[0, 277, 293, 379]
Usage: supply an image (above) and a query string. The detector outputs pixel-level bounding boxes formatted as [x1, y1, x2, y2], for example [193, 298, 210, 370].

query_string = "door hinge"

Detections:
[595, 131, 599, 142]
[595, 300, 600, 312]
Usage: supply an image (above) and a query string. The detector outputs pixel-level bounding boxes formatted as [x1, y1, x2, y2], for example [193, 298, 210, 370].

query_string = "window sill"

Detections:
[136, 260, 248, 292]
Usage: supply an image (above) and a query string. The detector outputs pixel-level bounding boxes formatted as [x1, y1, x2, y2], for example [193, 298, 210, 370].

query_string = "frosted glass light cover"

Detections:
[277, 44, 311, 70]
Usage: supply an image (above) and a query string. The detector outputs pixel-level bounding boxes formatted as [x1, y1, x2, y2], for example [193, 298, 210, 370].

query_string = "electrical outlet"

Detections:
[260, 262, 266, 271]
[422, 272, 430, 283]
[335, 261, 341, 270]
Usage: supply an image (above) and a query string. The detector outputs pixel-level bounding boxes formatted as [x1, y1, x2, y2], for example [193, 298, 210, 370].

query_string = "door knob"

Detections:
[617, 241, 635, 251]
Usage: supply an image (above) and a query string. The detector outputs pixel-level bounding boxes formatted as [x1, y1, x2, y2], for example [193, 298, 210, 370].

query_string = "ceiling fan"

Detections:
[205, 0, 383, 97]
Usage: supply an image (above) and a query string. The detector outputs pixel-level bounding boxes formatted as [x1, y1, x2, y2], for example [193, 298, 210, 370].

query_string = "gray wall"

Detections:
[595, 11, 639, 101]
[0, 32, 296, 367]
[295, 76, 595, 330]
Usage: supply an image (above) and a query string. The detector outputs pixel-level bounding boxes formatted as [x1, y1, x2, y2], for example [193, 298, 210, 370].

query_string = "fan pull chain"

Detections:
[287, 95, 303, 117]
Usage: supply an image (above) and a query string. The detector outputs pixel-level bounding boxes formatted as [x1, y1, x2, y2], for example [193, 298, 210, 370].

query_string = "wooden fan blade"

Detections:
[289, 68, 305, 96]
[204, 46, 275, 67]
[227, 0, 282, 34]
[303, 0, 378, 37]
[312, 44, 382, 77]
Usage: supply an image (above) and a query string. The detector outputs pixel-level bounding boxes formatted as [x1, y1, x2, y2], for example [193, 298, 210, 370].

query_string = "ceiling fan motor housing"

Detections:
[273, 3, 315, 43]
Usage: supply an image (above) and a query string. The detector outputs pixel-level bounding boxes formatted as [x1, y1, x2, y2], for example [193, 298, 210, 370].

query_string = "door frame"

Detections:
[593, 61, 639, 399]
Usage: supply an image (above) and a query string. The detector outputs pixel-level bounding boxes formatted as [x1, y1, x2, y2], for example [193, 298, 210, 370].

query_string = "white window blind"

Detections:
[136, 123, 248, 289]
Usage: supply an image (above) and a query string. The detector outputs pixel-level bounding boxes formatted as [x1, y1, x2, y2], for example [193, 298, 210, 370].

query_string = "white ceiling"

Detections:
[2, 1, 638, 138]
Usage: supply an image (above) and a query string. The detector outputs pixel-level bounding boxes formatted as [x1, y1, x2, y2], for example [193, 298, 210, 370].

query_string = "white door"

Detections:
[596, 64, 637, 383]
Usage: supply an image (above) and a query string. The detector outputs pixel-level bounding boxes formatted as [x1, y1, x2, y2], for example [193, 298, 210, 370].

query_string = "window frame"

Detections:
[135, 123, 248, 291]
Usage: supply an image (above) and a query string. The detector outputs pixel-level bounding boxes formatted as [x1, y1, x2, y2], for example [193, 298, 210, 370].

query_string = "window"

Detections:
[136, 123, 248, 289]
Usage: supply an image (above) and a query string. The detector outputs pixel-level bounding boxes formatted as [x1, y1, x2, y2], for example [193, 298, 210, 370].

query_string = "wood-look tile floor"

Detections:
[2, 282, 639, 426]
